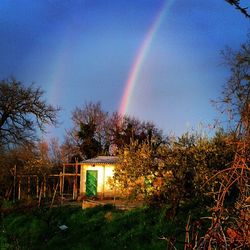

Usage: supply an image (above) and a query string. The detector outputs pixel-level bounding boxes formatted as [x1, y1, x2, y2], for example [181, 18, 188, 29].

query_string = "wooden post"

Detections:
[73, 177, 76, 200]
[43, 176, 46, 198]
[6, 186, 13, 200]
[38, 182, 43, 207]
[61, 165, 65, 204]
[73, 163, 78, 200]
[59, 172, 62, 195]
[18, 177, 21, 200]
[36, 176, 39, 198]
[28, 176, 31, 199]
[62, 165, 65, 194]
[50, 182, 59, 209]
[184, 214, 191, 250]
[13, 165, 16, 203]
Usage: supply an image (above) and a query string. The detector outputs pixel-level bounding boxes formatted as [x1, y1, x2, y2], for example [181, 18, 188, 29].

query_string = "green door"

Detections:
[86, 170, 98, 197]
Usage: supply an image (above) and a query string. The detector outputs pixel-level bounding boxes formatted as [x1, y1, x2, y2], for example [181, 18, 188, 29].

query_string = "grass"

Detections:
[0, 200, 209, 249]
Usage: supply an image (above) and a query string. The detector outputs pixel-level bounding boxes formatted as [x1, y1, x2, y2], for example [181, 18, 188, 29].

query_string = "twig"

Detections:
[158, 236, 177, 250]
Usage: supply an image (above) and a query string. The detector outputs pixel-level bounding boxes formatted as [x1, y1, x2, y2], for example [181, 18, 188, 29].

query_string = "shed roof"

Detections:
[81, 156, 119, 165]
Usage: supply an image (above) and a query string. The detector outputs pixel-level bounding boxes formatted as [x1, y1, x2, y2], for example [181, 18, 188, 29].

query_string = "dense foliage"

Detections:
[113, 131, 235, 213]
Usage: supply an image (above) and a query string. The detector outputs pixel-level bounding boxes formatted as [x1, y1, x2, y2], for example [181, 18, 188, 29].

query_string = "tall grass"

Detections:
[1, 201, 209, 249]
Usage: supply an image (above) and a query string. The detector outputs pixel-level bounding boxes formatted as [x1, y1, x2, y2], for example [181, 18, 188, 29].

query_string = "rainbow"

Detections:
[119, 0, 174, 117]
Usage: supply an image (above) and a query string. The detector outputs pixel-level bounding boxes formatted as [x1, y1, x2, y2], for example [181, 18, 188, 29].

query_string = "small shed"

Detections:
[79, 156, 118, 199]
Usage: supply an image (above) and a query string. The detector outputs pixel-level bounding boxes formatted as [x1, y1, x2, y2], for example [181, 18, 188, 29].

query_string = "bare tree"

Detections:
[71, 101, 109, 146]
[62, 101, 109, 161]
[0, 78, 60, 146]
[225, 0, 250, 18]
[49, 137, 63, 168]
[213, 36, 250, 133]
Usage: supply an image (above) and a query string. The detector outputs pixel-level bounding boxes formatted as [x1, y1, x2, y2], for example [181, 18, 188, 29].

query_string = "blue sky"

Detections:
[0, 0, 249, 141]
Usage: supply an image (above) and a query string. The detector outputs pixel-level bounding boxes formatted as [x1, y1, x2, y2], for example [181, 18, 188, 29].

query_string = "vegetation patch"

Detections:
[1, 202, 210, 249]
